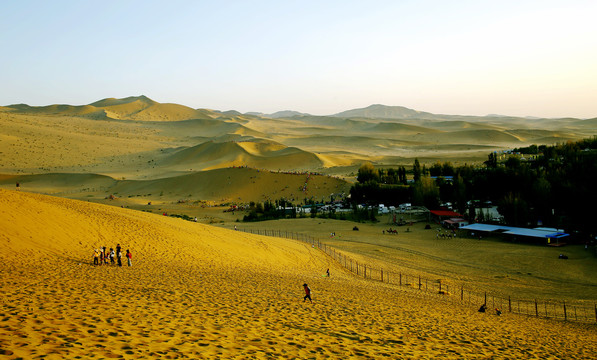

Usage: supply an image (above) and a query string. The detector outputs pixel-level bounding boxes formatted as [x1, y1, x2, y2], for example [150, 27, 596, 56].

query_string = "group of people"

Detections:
[436, 228, 457, 239]
[92, 244, 132, 267]
[478, 304, 501, 316]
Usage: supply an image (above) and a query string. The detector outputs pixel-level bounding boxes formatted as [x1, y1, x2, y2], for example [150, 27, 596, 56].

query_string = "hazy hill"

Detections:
[332, 104, 436, 120]
[245, 110, 312, 118]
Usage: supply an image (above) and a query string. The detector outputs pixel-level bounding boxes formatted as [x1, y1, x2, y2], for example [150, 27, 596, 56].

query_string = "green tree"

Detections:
[498, 193, 530, 227]
[453, 174, 467, 214]
[532, 176, 552, 225]
[413, 158, 421, 182]
[505, 156, 521, 170]
[398, 166, 407, 184]
[357, 162, 379, 183]
[413, 177, 439, 208]
[484, 153, 498, 168]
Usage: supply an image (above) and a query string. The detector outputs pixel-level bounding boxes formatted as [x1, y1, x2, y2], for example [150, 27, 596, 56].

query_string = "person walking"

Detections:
[126, 249, 132, 267]
[109, 248, 115, 264]
[303, 283, 312, 303]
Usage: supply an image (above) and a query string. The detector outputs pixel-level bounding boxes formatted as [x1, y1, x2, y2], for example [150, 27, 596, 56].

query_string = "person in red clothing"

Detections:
[303, 283, 312, 303]
[126, 249, 132, 266]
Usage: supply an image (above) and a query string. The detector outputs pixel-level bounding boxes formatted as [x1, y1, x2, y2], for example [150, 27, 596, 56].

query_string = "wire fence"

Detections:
[238, 228, 597, 323]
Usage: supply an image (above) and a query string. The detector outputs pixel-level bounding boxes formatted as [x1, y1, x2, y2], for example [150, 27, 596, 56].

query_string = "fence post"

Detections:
[595, 304, 597, 323]
[461, 286, 463, 301]
[563, 301, 567, 321]
[418, 276, 421, 290]
[381, 269, 383, 282]
[484, 292, 487, 305]
[364, 265, 367, 279]
[535, 299, 539, 317]
[439, 281, 442, 294]
[356, 262, 359, 276]
[400, 273, 402, 286]
[508, 296, 511, 312]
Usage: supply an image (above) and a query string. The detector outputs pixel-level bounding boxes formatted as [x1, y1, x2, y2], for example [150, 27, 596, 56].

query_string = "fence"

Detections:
[238, 228, 597, 323]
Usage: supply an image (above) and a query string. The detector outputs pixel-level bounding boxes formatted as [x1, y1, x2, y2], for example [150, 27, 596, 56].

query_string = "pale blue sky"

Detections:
[1, 0, 596, 118]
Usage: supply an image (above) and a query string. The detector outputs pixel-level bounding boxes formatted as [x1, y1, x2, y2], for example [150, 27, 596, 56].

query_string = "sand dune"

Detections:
[5, 96, 220, 122]
[237, 140, 287, 155]
[4, 103, 101, 117]
[91, 97, 218, 122]
[163, 141, 324, 172]
[368, 122, 442, 135]
[1, 189, 595, 359]
[427, 120, 505, 131]
[0, 167, 351, 204]
[2, 97, 595, 179]
[410, 129, 524, 145]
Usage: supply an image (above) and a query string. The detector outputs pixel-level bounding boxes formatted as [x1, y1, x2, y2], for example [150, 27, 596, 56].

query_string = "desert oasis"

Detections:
[1, 96, 597, 359]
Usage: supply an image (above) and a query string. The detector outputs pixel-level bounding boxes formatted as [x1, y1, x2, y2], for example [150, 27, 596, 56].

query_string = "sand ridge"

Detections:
[1, 189, 596, 359]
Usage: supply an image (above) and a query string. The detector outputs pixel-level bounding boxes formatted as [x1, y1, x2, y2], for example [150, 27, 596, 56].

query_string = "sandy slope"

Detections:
[0, 167, 352, 204]
[1, 189, 595, 359]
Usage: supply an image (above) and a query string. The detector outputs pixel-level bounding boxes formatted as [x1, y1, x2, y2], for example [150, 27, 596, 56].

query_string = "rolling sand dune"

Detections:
[0, 167, 351, 204]
[2, 96, 595, 180]
[367, 122, 442, 135]
[0, 173, 116, 195]
[411, 130, 524, 145]
[6, 96, 221, 123]
[426, 120, 505, 131]
[163, 141, 324, 172]
[1, 189, 595, 359]
[152, 119, 267, 146]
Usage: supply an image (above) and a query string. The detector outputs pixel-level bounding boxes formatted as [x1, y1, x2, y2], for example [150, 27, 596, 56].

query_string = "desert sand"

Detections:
[1, 189, 595, 359]
[2, 96, 595, 180]
[1, 96, 596, 358]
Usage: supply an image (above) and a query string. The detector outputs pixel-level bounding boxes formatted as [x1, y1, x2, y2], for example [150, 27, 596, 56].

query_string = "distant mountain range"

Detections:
[248, 104, 594, 122]
[4, 95, 593, 121]
[246, 105, 435, 120]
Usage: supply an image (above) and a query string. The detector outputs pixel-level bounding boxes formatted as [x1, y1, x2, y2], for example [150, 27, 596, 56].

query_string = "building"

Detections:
[459, 223, 569, 245]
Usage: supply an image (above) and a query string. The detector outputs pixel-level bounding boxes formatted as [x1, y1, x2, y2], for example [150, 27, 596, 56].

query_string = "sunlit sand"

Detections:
[1, 189, 595, 358]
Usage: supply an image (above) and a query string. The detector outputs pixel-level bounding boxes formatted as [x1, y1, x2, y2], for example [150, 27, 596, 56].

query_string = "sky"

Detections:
[1, 0, 596, 118]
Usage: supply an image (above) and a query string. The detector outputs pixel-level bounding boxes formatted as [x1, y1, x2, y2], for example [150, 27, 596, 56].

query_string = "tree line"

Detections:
[350, 137, 597, 239]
